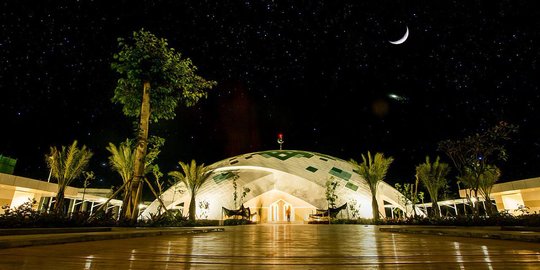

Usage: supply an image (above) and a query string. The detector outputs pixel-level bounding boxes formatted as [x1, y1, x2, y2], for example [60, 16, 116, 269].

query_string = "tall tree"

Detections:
[111, 29, 216, 221]
[415, 156, 450, 217]
[46, 141, 93, 213]
[438, 121, 517, 216]
[478, 165, 501, 216]
[169, 160, 213, 221]
[350, 152, 394, 221]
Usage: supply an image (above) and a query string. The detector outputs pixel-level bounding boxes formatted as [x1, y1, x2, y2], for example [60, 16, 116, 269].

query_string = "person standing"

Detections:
[286, 205, 291, 222]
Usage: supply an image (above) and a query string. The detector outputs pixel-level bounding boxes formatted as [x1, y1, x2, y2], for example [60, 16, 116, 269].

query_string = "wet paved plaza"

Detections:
[0, 224, 539, 269]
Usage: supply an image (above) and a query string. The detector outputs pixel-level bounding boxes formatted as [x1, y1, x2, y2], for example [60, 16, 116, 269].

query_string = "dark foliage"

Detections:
[0, 200, 116, 228]
[309, 213, 540, 227]
[136, 209, 220, 227]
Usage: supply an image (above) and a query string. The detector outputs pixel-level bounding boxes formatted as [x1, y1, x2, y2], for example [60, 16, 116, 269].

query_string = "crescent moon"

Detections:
[389, 26, 409, 45]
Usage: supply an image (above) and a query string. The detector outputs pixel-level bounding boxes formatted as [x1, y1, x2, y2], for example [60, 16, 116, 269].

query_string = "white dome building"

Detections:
[142, 150, 415, 222]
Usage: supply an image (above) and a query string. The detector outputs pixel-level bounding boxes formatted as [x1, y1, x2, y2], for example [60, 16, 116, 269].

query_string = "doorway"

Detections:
[269, 200, 294, 222]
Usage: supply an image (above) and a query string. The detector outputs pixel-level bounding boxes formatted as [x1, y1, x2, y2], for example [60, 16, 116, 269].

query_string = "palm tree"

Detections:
[169, 160, 213, 221]
[46, 141, 93, 213]
[478, 165, 500, 216]
[350, 151, 394, 221]
[415, 156, 450, 217]
[106, 140, 135, 216]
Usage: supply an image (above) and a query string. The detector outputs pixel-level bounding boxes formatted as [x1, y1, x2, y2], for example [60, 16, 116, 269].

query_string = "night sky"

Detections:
[2, 1, 540, 193]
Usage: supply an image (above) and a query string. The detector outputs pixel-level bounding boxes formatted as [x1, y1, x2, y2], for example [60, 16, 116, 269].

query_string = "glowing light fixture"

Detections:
[277, 133, 284, 150]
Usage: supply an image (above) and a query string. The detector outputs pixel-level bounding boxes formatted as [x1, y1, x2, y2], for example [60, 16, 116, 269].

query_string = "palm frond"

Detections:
[107, 140, 135, 183]
[351, 152, 394, 194]
[416, 156, 450, 202]
[169, 159, 212, 193]
[45, 140, 93, 212]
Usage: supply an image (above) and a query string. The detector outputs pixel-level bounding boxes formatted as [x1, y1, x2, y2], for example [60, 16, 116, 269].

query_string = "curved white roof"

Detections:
[142, 150, 412, 220]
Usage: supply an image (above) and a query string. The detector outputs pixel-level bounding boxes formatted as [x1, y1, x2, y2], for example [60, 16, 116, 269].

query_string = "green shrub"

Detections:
[306, 212, 540, 227]
[0, 200, 41, 227]
[136, 209, 221, 227]
[0, 200, 116, 228]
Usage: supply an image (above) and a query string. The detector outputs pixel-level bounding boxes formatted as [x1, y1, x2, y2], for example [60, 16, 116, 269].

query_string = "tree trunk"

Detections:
[473, 189, 480, 217]
[484, 194, 494, 216]
[189, 191, 196, 221]
[119, 182, 131, 220]
[413, 178, 419, 218]
[431, 201, 440, 217]
[54, 185, 66, 213]
[125, 81, 151, 222]
[371, 194, 379, 221]
[428, 191, 440, 217]
[465, 193, 474, 216]
[131, 179, 144, 218]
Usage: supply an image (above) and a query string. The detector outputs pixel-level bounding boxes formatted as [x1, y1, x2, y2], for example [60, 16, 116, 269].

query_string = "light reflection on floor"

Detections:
[0, 225, 539, 269]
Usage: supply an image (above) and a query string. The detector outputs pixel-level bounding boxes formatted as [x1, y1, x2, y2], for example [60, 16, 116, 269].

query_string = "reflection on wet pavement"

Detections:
[0, 225, 539, 269]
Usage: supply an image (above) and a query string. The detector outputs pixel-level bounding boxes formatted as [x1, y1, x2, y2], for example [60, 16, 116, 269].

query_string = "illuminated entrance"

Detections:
[242, 189, 317, 223]
[269, 200, 293, 222]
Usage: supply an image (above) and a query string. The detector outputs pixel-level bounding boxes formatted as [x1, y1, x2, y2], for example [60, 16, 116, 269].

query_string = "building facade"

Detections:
[142, 150, 414, 222]
[484, 177, 540, 215]
[0, 172, 121, 215]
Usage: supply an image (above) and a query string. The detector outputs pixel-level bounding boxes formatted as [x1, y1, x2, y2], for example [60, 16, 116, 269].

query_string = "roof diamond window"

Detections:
[329, 167, 352, 181]
[346, 182, 358, 191]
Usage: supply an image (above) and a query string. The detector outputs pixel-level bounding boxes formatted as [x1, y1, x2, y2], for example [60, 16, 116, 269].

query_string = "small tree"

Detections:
[456, 169, 479, 216]
[111, 29, 216, 222]
[240, 187, 251, 207]
[438, 121, 517, 216]
[458, 164, 501, 217]
[198, 200, 210, 219]
[231, 172, 251, 209]
[415, 156, 450, 217]
[152, 165, 165, 199]
[350, 151, 394, 221]
[81, 171, 95, 203]
[478, 165, 501, 216]
[169, 160, 212, 221]
[348, 199, 361, 219]
[46, 141, 93, 213]
[394, 182, 423, 218]
[325, 177, 339, 208]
